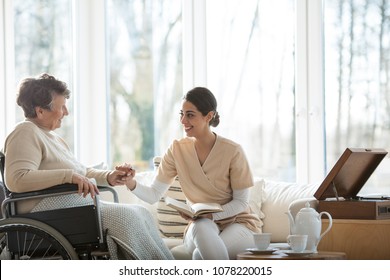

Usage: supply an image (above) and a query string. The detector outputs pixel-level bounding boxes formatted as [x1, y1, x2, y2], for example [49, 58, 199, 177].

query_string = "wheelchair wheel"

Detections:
[0, 217, 78, 260]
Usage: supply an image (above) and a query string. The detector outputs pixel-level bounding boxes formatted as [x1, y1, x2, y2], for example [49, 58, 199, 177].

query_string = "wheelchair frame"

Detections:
[0, 151, 118, 260]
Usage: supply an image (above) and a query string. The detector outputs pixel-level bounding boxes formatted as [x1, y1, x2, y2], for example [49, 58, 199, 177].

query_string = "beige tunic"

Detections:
[157, 135, 261, 233]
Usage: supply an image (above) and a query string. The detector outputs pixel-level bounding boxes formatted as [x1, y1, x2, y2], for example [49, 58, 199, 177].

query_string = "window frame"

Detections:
[295, 0, 326, 183]
[72, 0, 110, 166]
[1, 0, 16, 144]
[183, 0, 326, 183]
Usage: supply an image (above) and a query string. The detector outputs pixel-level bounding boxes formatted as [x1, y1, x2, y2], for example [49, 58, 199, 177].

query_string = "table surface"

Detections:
[237, 251, 347, 260]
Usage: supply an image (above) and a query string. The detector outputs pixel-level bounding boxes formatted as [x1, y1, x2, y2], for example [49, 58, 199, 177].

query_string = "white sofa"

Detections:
[101, 170, 320, 259]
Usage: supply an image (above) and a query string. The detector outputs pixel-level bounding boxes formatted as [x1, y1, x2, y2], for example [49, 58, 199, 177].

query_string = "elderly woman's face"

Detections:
[36, 94, 69, 130]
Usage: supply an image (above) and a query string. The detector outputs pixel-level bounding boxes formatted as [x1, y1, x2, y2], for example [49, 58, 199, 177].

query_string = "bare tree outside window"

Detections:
[107, 0, 183, 170]
[8, 0, 390, 193]
[325, 0, 390, 194]
[206, 0, 296, 181]
[13, 0, 74, 148]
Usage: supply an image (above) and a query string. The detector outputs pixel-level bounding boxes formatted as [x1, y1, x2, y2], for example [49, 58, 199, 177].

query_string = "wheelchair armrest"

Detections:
[98, 186, 119, 203]
[8, 183, 79, 199]
[2, 183, 119, 218]
[1, 183, 78, 218]
[8, 183, 118, 202]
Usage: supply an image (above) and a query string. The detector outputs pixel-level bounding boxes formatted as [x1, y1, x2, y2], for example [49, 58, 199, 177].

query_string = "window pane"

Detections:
[107, 0, 183, 170]
[206, 0, 296, 180]
[13, 0, 74, 148]
[324, 0, 390, 194]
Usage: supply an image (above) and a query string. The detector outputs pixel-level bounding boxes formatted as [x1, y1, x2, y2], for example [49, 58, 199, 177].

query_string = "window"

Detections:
[324, 0, 390, 194]
[2, 0, 390, 193]
[12, 0, 74, 148]
[107, 0, 183, 170]
[206, 0, 296, 180]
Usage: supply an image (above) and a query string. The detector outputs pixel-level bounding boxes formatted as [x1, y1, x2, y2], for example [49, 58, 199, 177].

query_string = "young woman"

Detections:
[120, 87, 262, 259]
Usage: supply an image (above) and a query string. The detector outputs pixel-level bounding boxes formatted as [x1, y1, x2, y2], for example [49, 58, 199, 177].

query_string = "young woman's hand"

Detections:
[115, 163, 137, 190]
[107, 168, 131, 186]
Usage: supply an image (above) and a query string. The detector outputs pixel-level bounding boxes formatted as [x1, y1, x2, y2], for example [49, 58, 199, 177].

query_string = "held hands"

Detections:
[71, 164, 135, 198]
[106, 168, 133, 186]
[115, 163, 137, 190]
[72, 173, 99, 198]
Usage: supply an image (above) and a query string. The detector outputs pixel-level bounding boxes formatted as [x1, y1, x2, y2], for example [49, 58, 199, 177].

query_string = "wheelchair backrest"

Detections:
[0, 152, 7, 217]
[0, 151, 5, 183]
[0, 151, 11, 202]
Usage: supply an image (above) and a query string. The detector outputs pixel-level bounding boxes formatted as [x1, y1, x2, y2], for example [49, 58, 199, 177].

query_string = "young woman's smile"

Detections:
[180, 101, 209, 137]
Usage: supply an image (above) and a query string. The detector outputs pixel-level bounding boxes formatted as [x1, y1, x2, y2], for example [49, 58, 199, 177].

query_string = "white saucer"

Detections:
[281, 250, 313, 256]
[246, 248, 277, 255]
[269, 243, 290, 250]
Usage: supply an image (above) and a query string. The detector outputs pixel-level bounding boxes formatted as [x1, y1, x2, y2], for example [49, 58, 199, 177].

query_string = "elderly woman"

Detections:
[2, 73, 173, 260]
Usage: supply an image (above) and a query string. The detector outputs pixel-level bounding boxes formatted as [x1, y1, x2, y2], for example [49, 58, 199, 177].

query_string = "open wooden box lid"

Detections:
[314, 148, 388, 200]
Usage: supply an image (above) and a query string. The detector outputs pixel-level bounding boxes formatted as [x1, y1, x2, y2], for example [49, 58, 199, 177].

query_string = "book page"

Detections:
[190, 202, 223, 214]
[164, 196, 193, 217]
[165, 196, 223, 218]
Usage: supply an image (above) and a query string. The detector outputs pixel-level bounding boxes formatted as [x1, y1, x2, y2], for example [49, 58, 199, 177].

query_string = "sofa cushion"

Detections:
[261, 180, 319, 242]
[153, 156, 189, 238]
[157, 178, 189, 238]
[248, 178, 266, 226]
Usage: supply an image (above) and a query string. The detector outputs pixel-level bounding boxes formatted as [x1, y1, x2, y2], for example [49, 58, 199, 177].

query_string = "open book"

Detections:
[164, 196, 223, 218]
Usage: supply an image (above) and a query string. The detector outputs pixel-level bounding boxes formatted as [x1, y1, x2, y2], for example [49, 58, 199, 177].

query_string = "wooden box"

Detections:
[318, 200, 390, 220]
[314, 148, 390, 220]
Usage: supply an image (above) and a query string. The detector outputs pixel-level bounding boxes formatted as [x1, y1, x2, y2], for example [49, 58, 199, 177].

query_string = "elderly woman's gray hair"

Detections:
[16, 73, 70, 118]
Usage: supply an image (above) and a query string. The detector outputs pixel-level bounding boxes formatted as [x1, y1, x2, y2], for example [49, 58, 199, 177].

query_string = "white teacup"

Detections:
[287, 234, 308, 253]
[253, 233, 272, 250]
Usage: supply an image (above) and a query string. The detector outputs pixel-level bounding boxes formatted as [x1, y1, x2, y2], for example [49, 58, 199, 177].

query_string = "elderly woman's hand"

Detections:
[107, 168, 133, 186]
[71, 173, 99, 198]
[115, 163, 137, 190]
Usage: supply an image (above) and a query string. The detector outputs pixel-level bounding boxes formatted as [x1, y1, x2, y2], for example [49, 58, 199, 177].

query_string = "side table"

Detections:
[237, 251, 347, 260]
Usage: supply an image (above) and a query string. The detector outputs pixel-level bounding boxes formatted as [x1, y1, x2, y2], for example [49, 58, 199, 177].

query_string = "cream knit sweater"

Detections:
[3, 120, 110, 212]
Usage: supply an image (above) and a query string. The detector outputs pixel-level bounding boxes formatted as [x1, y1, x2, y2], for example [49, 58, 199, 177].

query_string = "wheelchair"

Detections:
[0, 151, 119, 260]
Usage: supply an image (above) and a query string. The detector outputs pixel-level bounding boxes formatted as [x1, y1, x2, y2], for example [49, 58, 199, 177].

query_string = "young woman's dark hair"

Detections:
[184, 87, 220, 127]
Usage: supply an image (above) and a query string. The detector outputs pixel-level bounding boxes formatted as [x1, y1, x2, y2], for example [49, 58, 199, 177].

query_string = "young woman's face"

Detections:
[36, 94, 69, 130]
[180, 100, 211, 137]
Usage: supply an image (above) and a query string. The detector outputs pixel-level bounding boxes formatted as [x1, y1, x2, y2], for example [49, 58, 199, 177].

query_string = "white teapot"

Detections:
[286, 202, 333, 252]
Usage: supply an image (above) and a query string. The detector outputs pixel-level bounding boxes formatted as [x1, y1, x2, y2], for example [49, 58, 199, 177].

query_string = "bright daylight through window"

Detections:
[324, 0, 390, 194]
[1, 0, 390, 195]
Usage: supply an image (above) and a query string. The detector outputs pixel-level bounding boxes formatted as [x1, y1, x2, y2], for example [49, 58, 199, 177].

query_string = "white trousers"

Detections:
[183, 218, 255, 260]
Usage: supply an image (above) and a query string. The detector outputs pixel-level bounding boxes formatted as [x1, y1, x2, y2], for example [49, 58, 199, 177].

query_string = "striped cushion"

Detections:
[157, 178, 188, 238]
[154, 156, 188, 238]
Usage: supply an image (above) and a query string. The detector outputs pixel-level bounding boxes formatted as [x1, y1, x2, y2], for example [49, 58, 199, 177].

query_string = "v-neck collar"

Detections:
[193, 133, 218, 167]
